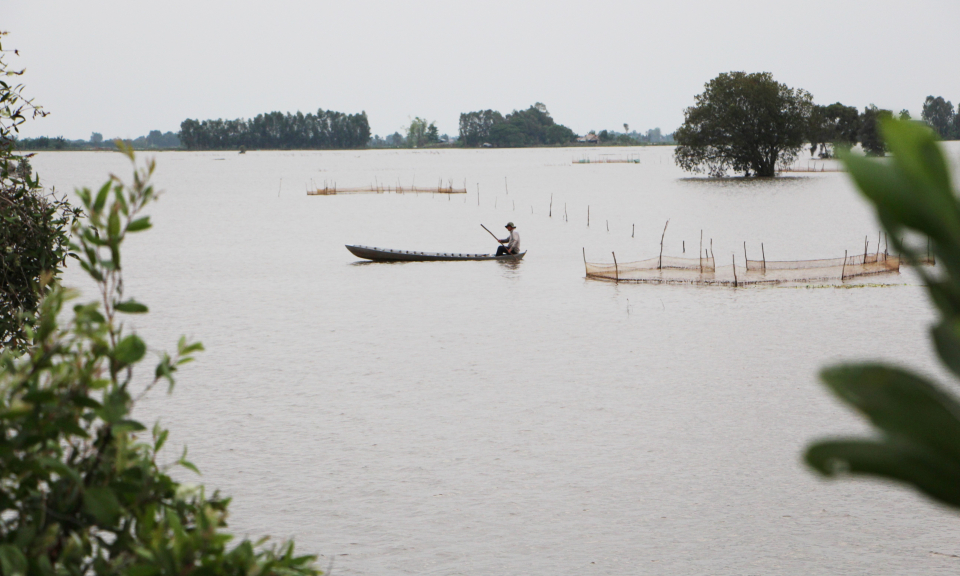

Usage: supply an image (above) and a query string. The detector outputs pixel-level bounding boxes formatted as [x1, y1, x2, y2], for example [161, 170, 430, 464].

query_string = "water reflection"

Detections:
[496, 258, 524, 279]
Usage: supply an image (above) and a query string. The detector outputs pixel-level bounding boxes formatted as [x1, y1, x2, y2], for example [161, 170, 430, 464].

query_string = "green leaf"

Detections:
[154, 428, 169, 452]
[882, 119, 954, 205]
[83, 486, 121, 525]
[93, 181, 110, 212]
[114, 419, 147, 433]
[37, 457, 81, 482]
[0, 544, 27, 576]
[115, 300, 148, 314]
[126, 565, 159, 576]
[71, 395, 102, 409]
[806, 438, 960, 508]
[932, 319, 960, 379]
[115, 334, 146, 365]
[843, 121, 960, 283]
[820, 364, 960, 462]
[179, 446, 201, 475]
[108, 210, 121, 239]
[182, 341, 205, 355]
[127, 216, 152, 232]
[844, 152, 950, 242]
[59, 419, 91, 438]
[179, 459, 200, 475]
[22, 390, 56, 403]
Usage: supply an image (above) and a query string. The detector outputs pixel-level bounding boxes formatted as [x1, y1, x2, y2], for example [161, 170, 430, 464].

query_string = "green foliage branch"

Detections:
[0, 32, 80, 349]
[806, 119, 960, 509]
[673, 71, 813, 177]
[0, 147, 319, 575]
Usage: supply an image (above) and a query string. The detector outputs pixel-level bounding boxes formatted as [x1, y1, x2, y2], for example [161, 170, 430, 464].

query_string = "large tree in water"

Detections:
[674, 72, 813, 177]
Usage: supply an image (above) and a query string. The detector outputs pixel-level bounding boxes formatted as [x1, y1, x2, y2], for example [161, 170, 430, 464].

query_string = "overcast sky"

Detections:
[7, 0, 960, 140]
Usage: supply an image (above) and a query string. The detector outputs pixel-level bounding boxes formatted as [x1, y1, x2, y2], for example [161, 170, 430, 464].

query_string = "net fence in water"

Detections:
[585, 250, 916, 286]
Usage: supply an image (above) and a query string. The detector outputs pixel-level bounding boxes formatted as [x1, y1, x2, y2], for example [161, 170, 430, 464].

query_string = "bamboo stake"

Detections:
[864, 236, 868, 262]
[582, 247, 587, 276]
[606, 220, 609, 232]
[710, 238, 713, 258]
[658, 219, 670, 270]
[549, 194, 553, 217]
[699, 230, 703, 273]
[732, 255, 738, 287]
[565, 203, 568, 222]
[761, 243, 766, 272]
[841, 250, 847, 281]
[632, 224, 635, 238]
[612, 252, 619, 282]
[743, 241, 748, 268]
[683, 240, 685, 254]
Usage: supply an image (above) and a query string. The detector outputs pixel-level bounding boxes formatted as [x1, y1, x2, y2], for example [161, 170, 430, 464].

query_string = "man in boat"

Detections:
[496, 222, 520, 256]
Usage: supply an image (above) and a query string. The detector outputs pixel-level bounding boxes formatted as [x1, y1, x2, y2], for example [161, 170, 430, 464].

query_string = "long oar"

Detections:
[480, 224, 502, 245]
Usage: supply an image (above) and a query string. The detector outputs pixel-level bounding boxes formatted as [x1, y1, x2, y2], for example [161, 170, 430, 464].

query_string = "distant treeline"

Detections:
[805, 96, 960, 157]
[805, 103, 893, 157]
[15, 95, 960, 153]
[592, 127, 674, 145]
[458, 103, 577, 147]
[179, 110, 370, 150]
[16, 131, 180, 151]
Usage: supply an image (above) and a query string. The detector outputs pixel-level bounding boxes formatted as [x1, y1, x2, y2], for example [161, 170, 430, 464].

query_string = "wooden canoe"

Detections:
[346, 245, 526, 262]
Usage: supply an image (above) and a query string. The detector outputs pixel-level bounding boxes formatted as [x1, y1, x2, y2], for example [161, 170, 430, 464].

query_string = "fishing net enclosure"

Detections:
[307, 181, 467, 195]
[585, 249, 921, 286]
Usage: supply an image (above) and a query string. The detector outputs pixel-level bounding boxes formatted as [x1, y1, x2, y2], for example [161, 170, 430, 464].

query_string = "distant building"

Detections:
[577, 132, 599, 144]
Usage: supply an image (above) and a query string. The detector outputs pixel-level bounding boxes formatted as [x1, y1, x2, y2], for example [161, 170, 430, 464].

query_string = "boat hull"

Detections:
[346, 245, 526, 262]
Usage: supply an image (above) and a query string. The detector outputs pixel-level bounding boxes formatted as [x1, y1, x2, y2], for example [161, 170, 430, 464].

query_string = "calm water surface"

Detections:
[32, 145, 960, 575]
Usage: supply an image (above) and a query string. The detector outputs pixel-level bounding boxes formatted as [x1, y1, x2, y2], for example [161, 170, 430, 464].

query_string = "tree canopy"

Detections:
[179, 109, 370, 150]
[674, 72, 813, 177]
[405, 117, 440, 148]
[921, 96, 957, 140]
[859, 105, 893, 156]
[807, 102, 860, 157]
[458, 103, 576, 147]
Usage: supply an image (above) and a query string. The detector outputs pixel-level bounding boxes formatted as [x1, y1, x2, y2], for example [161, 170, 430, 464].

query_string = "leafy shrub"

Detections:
[0, 32, 80, 349]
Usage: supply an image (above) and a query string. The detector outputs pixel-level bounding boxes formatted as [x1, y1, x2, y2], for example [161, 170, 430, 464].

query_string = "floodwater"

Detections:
[32, 144, 960, 575]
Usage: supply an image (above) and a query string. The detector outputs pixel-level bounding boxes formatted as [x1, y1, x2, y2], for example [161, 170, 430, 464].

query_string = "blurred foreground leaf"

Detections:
[807, 120, 960, 510]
